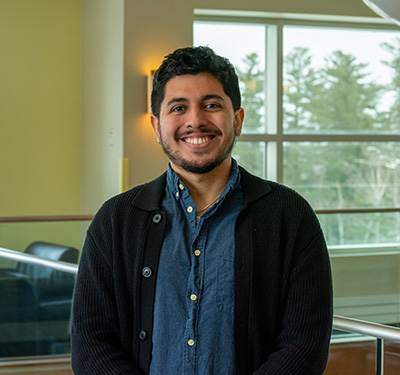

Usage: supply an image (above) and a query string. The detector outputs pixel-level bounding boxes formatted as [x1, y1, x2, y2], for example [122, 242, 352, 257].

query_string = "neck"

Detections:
[170, 158, 232, 211]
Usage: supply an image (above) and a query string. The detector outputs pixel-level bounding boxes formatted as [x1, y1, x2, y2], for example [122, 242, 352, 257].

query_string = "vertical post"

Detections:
[376, 338, 384, 375]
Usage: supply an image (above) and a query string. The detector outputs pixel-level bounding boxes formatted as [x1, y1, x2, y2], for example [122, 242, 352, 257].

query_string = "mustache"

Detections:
[175, 128, 223, 139]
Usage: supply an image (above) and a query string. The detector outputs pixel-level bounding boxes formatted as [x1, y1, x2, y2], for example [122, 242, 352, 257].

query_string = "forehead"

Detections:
[162, 72, 228, 103]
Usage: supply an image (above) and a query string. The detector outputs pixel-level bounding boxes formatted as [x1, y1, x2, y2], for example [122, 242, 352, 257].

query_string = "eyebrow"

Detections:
[165, 94, 225, 108]
[165, 97, 189, 107]
[203, 94, 225, 102]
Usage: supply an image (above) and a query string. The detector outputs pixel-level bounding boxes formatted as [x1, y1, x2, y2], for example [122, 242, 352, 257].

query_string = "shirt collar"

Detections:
[165, 159, 241, 202]
[131, 161, 271, 212]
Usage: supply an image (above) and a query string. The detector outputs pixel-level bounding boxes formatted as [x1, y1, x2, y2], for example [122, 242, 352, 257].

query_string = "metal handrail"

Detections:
[0, 247, 78, 274]
[333, 315, 400, 375]
[1, 248, 400, 342]
[0, 207, 399, 223]
[333, 315, 400, 343]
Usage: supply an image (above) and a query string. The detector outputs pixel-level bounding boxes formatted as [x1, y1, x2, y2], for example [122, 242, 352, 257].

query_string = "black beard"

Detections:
[160, 134, 236, 175]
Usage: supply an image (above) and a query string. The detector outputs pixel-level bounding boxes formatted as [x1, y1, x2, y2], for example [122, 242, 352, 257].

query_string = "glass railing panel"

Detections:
[326, 331, 377, 375]
[1, 215, 399, 373]
[384, 340, 400, 375]
[0, 216, 90, 362]
[0, 219, 91, 271]
[0, 259, 76, 359]
[317, 212, 400, 328]
[317, 212, 400, 247]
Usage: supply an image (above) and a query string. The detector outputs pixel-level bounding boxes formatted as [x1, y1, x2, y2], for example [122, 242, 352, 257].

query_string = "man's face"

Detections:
[151, 72, 244, 175]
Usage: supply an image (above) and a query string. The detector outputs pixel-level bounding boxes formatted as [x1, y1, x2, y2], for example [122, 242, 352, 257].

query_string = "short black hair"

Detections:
[151, 46, 241, 118]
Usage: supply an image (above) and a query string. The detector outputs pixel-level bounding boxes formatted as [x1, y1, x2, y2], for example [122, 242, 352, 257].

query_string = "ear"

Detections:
[150, 114, 161, 143]
[234, 108, 245, 137]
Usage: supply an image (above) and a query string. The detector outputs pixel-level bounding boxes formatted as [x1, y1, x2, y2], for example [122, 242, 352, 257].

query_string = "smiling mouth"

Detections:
[182, 135, 215, 145]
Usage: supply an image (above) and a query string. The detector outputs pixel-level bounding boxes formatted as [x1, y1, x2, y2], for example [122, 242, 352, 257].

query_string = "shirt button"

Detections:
[142, 267, 152, 278]
[139, 330, 148, 340]
[188, 339, 195, 346]
[152, 213, 162, 223]
[179, 184, 185, 190]
[187, 206, 193, 213]
[190, 294, 197, 301]
[194, 249, 201, 257]
[176, 192, 180, 198]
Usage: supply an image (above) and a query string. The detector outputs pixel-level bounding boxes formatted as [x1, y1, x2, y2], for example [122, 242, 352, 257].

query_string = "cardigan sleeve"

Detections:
[71, 231, 145, 375]
[254, 229, 333, 375]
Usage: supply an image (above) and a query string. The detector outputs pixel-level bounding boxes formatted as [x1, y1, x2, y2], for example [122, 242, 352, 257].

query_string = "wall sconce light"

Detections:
[147, 70, 156, 114]
[363, 0, 400, 26]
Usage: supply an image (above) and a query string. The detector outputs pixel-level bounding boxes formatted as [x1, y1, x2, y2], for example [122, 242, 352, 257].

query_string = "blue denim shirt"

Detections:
[149, 160, 243, 375]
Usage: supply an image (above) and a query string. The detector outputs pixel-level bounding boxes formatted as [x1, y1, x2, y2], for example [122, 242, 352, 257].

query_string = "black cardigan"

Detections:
[71, 167, 333, 374]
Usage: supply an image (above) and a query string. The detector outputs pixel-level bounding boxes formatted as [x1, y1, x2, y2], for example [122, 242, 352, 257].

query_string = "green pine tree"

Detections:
[381, 38, 400, 131]
[236, 52, 264, 132]
[283, 46, 319, 132]
[310, 50, 383, 132]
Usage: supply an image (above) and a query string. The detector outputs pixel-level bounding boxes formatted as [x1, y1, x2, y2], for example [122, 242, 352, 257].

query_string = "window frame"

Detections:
[194, 12, 400, 186]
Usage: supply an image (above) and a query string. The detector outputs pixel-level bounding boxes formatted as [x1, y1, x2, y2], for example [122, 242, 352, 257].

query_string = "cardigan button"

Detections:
[142, 267, 152, 278]
[152, 213, 162, 223]
[139, 330, 148, 340]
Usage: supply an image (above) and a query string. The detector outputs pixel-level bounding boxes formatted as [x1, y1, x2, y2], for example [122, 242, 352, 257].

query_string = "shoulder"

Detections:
[239, 166, 313, 212]
[239, 168, 326, 255]
[264, 180, 312, 208]
[100, 172, 167, 214]
[89, 172, 167, 231]
[239, 167, 321, 237]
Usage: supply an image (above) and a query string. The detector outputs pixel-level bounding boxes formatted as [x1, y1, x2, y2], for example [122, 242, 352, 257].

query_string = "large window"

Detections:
[194, 14, 400, 325]
[194, 18, 400, 245]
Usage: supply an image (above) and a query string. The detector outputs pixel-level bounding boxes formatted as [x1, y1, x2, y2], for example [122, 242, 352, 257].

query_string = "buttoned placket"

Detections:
[175, 179, 230, 374]
[150, 162, 241, 375]
[175, 181, 210, 374]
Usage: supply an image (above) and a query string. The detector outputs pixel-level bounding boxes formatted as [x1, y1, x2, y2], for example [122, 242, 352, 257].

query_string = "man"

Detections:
[71, 46, 333, 374]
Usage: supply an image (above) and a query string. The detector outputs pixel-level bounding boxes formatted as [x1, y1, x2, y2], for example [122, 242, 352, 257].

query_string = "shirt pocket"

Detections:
[216, 256, 235, 313]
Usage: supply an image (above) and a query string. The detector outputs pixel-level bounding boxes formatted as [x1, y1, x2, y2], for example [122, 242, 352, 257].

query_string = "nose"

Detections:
[185, 107, 208, 129]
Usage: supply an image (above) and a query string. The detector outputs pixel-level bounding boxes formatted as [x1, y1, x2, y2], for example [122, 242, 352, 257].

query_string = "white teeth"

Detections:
[185, 136, 211, 145]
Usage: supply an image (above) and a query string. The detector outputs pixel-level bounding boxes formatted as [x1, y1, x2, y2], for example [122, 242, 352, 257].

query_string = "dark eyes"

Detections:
[170, 103, 221, 113]
[205, 103, 221, 109]
[172, 106, 185, 112]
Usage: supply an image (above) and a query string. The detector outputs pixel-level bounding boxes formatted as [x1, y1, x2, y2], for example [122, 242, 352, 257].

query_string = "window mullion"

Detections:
[276, 21, 284, 183]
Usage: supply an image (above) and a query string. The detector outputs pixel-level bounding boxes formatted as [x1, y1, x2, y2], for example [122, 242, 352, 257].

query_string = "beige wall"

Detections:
[122, 1, 193, 193]
[0, 0, 81, 217]
[80, 0, 124, 214]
